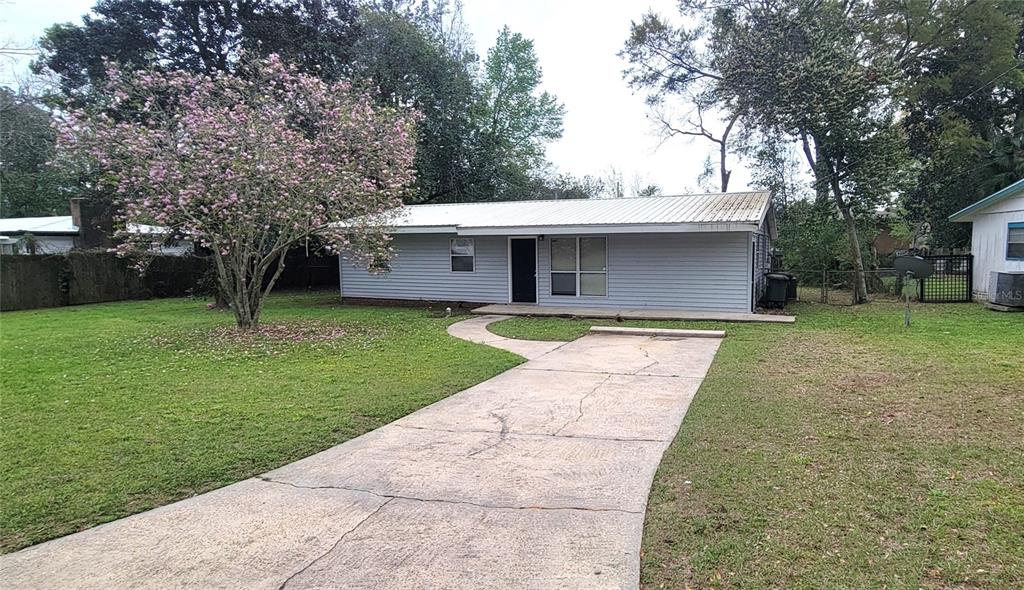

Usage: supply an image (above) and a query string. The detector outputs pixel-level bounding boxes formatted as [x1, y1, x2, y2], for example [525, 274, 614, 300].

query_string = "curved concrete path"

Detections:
[0, 315, 721, 590]
[445, 314, 566, 359]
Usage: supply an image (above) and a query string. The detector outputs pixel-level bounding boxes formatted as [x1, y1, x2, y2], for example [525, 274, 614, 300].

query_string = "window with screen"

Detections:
[450, 238, 475, 272]
[549, 237, 607, 296]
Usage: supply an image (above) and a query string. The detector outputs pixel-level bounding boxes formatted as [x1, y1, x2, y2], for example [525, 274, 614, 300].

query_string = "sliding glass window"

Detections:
[550, 237, 606, 296]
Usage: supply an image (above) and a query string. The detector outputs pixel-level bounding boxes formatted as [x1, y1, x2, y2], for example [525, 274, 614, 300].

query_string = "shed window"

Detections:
[1009, 223, 1024, 260]
[549, 237, 607, 296]
[450, 238, 475, 272]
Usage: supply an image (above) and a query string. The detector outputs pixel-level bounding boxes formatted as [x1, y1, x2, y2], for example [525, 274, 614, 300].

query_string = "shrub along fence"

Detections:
[1, 252, 210, 311]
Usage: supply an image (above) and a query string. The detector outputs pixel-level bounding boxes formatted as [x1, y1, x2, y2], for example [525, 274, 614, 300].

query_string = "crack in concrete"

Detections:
[516, 367, 704, 378]
[256, 477, 642, 515]
[466, 405, 511, 457]
[554, 374, 611, 435]
[630, 344, 663, 375]
[391, 422, 666, 444]
[530, 338, 573, 358]
[277, 497, 395, 590]
[633, 360, 660, 375]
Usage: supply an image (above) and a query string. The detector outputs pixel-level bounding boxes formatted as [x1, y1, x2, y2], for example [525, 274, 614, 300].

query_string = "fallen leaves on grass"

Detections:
[149, 321, 386, 357]
[206, 323, 355, 344]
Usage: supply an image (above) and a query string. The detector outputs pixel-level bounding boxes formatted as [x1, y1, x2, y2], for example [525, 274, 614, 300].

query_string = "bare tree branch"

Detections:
[653, 103, 737, 191]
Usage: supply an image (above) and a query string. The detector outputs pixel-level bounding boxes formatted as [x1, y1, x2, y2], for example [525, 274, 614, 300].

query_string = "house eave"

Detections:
[0, 230, 80, 237]
[465, 223, 760, 235]
[949, 178, 1024, 222]
[387, 225, 459, 234]
[387, 222, 761, 236]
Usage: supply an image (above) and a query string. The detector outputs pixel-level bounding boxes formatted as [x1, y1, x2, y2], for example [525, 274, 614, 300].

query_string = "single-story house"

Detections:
[339, 191, 776, 314]
[0, 216, 78, 254]
[949, 178, 1024, 300]
[0, 200, 191, 256]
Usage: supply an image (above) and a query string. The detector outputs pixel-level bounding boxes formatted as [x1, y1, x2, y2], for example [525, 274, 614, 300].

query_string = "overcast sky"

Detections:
[0, 0, 752, 194]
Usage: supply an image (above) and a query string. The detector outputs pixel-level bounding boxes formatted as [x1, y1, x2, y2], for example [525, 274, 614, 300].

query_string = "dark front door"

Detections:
[510, 238, 537, 303]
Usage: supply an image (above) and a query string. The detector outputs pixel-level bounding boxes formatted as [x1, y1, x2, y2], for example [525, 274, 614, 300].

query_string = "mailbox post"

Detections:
[894, 256, 935, 327]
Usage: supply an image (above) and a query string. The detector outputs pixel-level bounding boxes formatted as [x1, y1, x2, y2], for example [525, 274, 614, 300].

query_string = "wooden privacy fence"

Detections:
[0, 252, 210, 311]
[1, 250, 340, 312]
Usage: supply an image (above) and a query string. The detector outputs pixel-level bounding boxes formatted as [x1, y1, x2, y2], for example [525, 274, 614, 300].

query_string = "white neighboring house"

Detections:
[126, 223, 193, 256]
[949, 178, 1024, 300]
[0, 216, 78, 254]
[0, 216, 191, 256]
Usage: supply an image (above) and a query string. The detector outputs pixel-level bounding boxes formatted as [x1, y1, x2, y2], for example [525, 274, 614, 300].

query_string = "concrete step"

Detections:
[588, 326, 725, 339]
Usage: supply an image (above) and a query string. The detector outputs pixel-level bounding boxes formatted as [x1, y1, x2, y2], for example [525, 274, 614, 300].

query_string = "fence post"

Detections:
[821, 270, 827, 303]
[967, 254, 973, 302]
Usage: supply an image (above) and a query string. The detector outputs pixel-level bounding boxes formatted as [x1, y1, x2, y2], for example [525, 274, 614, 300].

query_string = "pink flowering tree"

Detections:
[54, 55, 417, 329]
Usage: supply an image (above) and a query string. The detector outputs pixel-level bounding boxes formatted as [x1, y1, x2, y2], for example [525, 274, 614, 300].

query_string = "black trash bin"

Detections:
[778, 272, 798, 300]
[763, 273, 790, 308]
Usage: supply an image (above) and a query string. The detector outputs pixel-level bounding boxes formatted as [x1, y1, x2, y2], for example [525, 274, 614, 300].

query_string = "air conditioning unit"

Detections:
[989, 271, 1024, 308]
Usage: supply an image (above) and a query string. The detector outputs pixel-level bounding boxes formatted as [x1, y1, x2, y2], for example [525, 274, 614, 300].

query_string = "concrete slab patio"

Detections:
[473, 303, 796, 323]
[0, 315, 722, 590]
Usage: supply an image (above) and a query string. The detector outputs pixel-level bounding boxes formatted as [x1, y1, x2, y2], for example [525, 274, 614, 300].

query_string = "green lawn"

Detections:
[490, 302, 1024, 589]
[0, 292, 521, 553]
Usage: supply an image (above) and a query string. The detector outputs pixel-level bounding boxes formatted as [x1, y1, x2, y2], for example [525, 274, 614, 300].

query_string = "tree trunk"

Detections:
[234, 309, 256, 330]
[835, 196, 869, 304]
[213, 290, 229, 309]
[719, 139, 731, 192]
[211, 250, 261, 331]
[824, 160, 869, 304]
[248, 252, 289, 330]
[805, 134, 869, 304]
[229, 288, 257, 330]
[226, 250, 291, 331]
[718, 113, 738, 192]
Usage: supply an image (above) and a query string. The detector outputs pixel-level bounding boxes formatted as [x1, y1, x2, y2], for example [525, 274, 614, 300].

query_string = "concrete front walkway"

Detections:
[0, 316, 722, 590]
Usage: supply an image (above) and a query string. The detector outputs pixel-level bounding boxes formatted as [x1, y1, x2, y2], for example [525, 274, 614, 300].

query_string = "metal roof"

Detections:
[0, 216, 77, 235]
[388, 192, 772, 235]
[0, 217, 169, 236]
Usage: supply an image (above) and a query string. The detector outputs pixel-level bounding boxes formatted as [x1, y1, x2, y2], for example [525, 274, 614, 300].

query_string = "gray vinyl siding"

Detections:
[752, 220, 772, 307]
[340, 231, 753, 312]
[537, 232, 751, 313]
[340, 234, 508, 303]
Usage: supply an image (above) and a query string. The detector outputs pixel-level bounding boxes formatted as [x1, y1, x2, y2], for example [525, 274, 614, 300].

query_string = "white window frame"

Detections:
[450, 237, 475, 273]
[549, 236, 607, 297]
[1008, 222, 1024, 261]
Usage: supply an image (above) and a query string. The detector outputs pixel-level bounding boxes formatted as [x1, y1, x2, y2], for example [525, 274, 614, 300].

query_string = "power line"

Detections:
[815, 59, 1023, 189]
[941, 61, 1023, 111]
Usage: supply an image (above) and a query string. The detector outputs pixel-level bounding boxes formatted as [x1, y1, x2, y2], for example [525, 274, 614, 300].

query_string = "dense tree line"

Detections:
[8, 0, 1021, 294]
[3, 0, 582, 217]
[1, 88, 68, 216]
[622, 0, 1023, 301]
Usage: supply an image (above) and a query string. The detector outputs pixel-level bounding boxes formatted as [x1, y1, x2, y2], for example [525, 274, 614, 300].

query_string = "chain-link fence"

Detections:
[822, 269, 914, 305]
[775, 268, 919, 306]
[776, 269, 828, 303]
